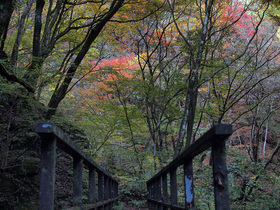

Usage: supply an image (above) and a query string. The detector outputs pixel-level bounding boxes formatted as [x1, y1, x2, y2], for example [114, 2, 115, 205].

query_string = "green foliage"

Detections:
[227, 147, 280, 210]
[51, 114, 89, 148]
[179, 148, 280, 210]
[191, 152, 215, 209]
[0, 78, 46, 209]
[117, 175, 148, 209]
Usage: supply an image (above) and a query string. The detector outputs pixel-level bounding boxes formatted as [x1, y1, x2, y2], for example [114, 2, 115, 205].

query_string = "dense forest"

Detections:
[0, 0, 280, 209]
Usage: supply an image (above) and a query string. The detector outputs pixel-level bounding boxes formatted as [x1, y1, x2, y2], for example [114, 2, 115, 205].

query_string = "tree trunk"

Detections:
[0, 0, 14, 50]
[11, 0, 35, 65]
[172, 0, 214, 157]
[46, 0, 125, 118]
[23, 0, 45, 87]
[175, 69, 199, 156]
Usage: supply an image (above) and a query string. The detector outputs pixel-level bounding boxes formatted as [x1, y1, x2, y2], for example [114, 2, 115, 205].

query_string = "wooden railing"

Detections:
[35, 122, 118, 210]
[146, 124, 232, 210]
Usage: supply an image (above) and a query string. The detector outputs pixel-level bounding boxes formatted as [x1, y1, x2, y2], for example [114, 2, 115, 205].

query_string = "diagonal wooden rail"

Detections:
[146, 124, 233, 210]
[35, 122, 118, 210]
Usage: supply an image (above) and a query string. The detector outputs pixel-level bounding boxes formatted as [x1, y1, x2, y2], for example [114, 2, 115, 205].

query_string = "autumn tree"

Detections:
[133, 12, 187, 169]
[0, 0, 164, 120]
[164, 0, 279, 156]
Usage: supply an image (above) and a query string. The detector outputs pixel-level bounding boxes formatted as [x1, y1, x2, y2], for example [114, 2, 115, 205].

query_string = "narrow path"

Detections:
[122, 204, 148, 210]
[114, 200, 148, 210]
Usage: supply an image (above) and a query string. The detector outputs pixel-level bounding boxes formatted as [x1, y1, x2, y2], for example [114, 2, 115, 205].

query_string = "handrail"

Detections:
[146, 124, 232, 210]
[35, 122, 118, 210]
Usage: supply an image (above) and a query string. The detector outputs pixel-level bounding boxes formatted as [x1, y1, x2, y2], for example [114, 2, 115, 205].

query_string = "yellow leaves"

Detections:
[86, 1, 109, 14]
[199, 86, 209, 93]
[276, 27, 280, 39]
[223, 42, 231, 49]
[68, 0, 109, 16]
[250, 175, 257, 180]
[85, 47, 100, 59]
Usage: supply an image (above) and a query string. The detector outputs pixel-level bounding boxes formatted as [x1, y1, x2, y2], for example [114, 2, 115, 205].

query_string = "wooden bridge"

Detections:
[35, 122, 232, 210]
[147, 124, 232, 210]
[35, 122, 119, 210]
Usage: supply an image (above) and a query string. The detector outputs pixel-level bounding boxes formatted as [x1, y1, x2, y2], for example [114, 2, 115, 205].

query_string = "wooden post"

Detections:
[162, 174, 168, 210]
[109, 179, 113, 209]
[39, 136, 56, 210]
[156, 178, 161, 209]
[89, 167, 96, 203]
[104, 175, 109, 210]
[170, 169, 178, 206]
[104, 176, 109, 200]
[73, 156, 83, 206]
[98, 173, 104, 202]
[212, 139, 230, 210]
[184, 160, 194, 209]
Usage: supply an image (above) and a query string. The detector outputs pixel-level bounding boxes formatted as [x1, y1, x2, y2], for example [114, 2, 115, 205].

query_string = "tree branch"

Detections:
[0, 61, 35, 93]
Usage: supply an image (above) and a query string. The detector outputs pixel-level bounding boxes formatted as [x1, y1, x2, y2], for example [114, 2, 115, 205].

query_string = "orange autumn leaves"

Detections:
[79, 53, 138, 101]
[76, 2, 265, 108]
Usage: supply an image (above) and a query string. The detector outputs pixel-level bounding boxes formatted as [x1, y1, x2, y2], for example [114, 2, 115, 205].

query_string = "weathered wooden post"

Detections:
[184, 160, 194, 209]
[104, 176, 109, 200]
[98, 172, 104, 203]
[156, 178, 162, 209]
[108, 179, 113, 209]
[170, 169, 178, 206]
[38, 135, 57, 210]
[89, 167, 96, 203]
[35, 123, 57, 210]
[212, 139, 230, 210]
[162, 173, 168, 210]
[73, 156, 83, 206]
[104, 175, 109, 210]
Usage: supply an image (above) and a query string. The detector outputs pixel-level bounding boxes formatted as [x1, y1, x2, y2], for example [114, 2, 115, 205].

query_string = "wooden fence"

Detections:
[146, 124, 232, 210]
[35, 122, 118, 210]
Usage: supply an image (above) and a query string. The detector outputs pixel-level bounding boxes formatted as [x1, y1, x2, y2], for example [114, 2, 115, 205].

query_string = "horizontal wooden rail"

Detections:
[147, 124, 232, 210]
[35, 122, 118, 210]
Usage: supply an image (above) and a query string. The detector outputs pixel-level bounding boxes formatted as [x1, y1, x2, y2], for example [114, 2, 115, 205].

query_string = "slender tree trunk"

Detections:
[251, 105, 259, 162]
[263, 99, 273, 157]
[46, 0, 125, 119]
[23, 0, 45, 87]
[175, 76, 198, 157]
[11, 0, 35, 65]
[0, 0, 14, 50]
[263, 120, 268, 157]
[185, 84, 198, 148]
[175, 90, 190, 157]
[172, 0, 214, 157]
[153, 137, 157, 171]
